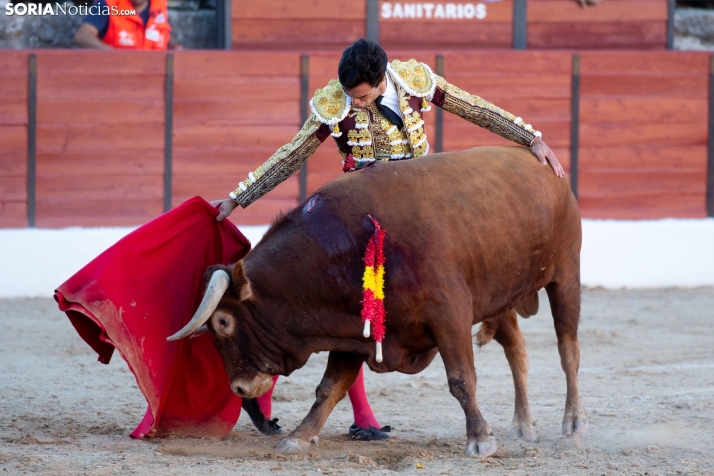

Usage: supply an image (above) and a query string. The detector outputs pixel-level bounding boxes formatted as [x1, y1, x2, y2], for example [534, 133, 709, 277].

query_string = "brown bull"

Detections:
[168, 146, 587, 456]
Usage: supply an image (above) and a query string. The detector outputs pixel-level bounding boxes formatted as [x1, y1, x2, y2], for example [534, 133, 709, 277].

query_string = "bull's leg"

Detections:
[493, 309, 537, 441]
[434, 307, 496, 457]
[275, 351, 363, 454]
[441, 343, 496, 456]
[546, 279, 588, 436]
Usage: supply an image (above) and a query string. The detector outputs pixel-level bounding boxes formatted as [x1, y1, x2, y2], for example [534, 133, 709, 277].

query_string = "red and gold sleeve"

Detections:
[430, 75, 541, 148]
[230, 114, 332, 208]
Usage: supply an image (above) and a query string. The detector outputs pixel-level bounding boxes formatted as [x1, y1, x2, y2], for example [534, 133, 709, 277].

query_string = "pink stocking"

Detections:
[255, 375, 279, 419]
[347, 365, 381, 429]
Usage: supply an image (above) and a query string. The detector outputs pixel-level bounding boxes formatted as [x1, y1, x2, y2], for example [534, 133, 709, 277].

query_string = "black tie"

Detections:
[374, 96, 404, 130]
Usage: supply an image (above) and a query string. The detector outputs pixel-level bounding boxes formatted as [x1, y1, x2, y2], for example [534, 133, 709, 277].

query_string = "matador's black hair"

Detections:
[338, 38, 388, 90]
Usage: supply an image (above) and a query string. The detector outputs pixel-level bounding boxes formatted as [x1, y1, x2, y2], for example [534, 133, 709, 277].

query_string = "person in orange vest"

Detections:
[73, 0, 181, 50]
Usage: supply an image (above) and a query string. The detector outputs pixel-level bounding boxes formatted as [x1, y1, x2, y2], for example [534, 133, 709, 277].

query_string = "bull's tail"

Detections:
[475, 316, 499, 347]
[475, 291, 539, 347]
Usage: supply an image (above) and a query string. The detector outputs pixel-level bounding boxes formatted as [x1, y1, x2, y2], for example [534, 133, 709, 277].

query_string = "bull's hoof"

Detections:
[562, 418, 588, 436]
[509, 418, 537, 442]
[241, 398, 283, 435]
[348, 424, 391, 441]
[562, 400, 588, 436]
[466, 436, 497, 457]
[262, 418, 284, 436]
[275, 436, 318, 454]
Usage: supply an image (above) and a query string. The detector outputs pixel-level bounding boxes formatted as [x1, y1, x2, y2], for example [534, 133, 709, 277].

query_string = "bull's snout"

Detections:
[231, 375, 274, 399]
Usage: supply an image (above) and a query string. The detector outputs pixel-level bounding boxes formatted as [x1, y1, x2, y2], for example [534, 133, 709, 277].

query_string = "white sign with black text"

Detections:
[381, 2, 489, 20]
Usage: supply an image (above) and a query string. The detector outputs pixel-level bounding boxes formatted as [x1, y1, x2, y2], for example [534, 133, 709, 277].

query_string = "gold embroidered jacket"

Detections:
[230, 59, 542, 208]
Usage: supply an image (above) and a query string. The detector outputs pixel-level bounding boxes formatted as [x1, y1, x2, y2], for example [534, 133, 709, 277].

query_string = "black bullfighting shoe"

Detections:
[241, 398, 283, 435]
[348, 424, 392, 441]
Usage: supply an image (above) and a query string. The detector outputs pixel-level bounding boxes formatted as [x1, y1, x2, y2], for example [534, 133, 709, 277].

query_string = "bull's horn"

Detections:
[167, 269, 230, 342]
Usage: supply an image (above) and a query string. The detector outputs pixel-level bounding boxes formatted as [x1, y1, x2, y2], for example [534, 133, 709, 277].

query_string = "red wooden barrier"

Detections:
[33, 51, 166, 228]
[527, 0, 668, 49]
[578, 52, 710, 219]
[232, 0, 366, 50]
[229, 0, 668, 51]
[173, 51, 301, 225]
[442, 51, 573, 173]
[0, 52, 28, 228]
[1, 50, 712, 228]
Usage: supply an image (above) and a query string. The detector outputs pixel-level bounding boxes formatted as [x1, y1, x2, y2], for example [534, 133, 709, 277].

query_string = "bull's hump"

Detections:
[318, 147, 537, 198]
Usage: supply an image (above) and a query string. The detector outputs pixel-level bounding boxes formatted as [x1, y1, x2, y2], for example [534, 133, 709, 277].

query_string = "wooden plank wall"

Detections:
[172, 51, 302, 225]
[34, 51, 166, 227]
[578, 52, 710, 219]
[230, 0, 667, 50]
[2, 50, 713, 228]
[232, 0, 366, 50]
[379, 0, 513, 49]
[528, 0, 668, 49]
[442, 51, 572, 175]
[0, 52, 28, 228]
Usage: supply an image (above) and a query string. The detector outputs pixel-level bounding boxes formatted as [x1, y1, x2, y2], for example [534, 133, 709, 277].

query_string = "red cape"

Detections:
[55, 197, 257, 438]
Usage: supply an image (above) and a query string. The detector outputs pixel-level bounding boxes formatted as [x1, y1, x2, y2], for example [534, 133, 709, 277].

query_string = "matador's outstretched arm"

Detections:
[429, 75, 564, 178]
[228, 71, 562, 213]
[230, 115, 331, 209]
[430, 75, 541, 148]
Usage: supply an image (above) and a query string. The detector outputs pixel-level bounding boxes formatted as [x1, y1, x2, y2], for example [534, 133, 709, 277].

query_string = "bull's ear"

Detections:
[231, 260, 253, 301]
[205, 264, 231, 287]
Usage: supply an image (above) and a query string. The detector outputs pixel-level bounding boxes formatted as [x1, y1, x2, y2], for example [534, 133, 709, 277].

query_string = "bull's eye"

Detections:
[219, 318, 227, 326]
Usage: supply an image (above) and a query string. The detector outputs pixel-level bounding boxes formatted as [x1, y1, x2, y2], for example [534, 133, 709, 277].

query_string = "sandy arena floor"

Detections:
[1, 288, 713, 475]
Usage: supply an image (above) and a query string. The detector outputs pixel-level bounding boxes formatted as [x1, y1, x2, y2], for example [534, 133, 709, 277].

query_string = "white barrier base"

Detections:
[1, 219, 712, 298]
[581, 219, 714, 288]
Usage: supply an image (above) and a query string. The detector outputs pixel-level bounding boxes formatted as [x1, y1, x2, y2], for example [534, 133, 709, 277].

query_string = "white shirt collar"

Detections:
[383, 73, 397, 99]
[379, 73, 400, 116]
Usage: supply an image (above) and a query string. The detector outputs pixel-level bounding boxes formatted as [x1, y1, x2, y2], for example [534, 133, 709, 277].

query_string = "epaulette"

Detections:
[309, 79, 352, 137]
[387, 59, 437, 100]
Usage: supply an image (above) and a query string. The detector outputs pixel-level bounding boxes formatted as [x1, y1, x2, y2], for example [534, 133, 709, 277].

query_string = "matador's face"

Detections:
[344, 75, 387, 109]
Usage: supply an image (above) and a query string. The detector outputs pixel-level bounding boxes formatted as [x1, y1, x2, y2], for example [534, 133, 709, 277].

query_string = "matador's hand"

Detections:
[530, 138, 565, 178]
[210, 198, 238, 221]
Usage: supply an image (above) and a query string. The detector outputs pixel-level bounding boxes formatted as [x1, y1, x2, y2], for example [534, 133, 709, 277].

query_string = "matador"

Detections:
[217, 41, 563, 214]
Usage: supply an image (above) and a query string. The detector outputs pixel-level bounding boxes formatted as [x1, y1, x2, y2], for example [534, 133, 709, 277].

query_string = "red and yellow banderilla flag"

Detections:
[361, 216, 386, 362]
